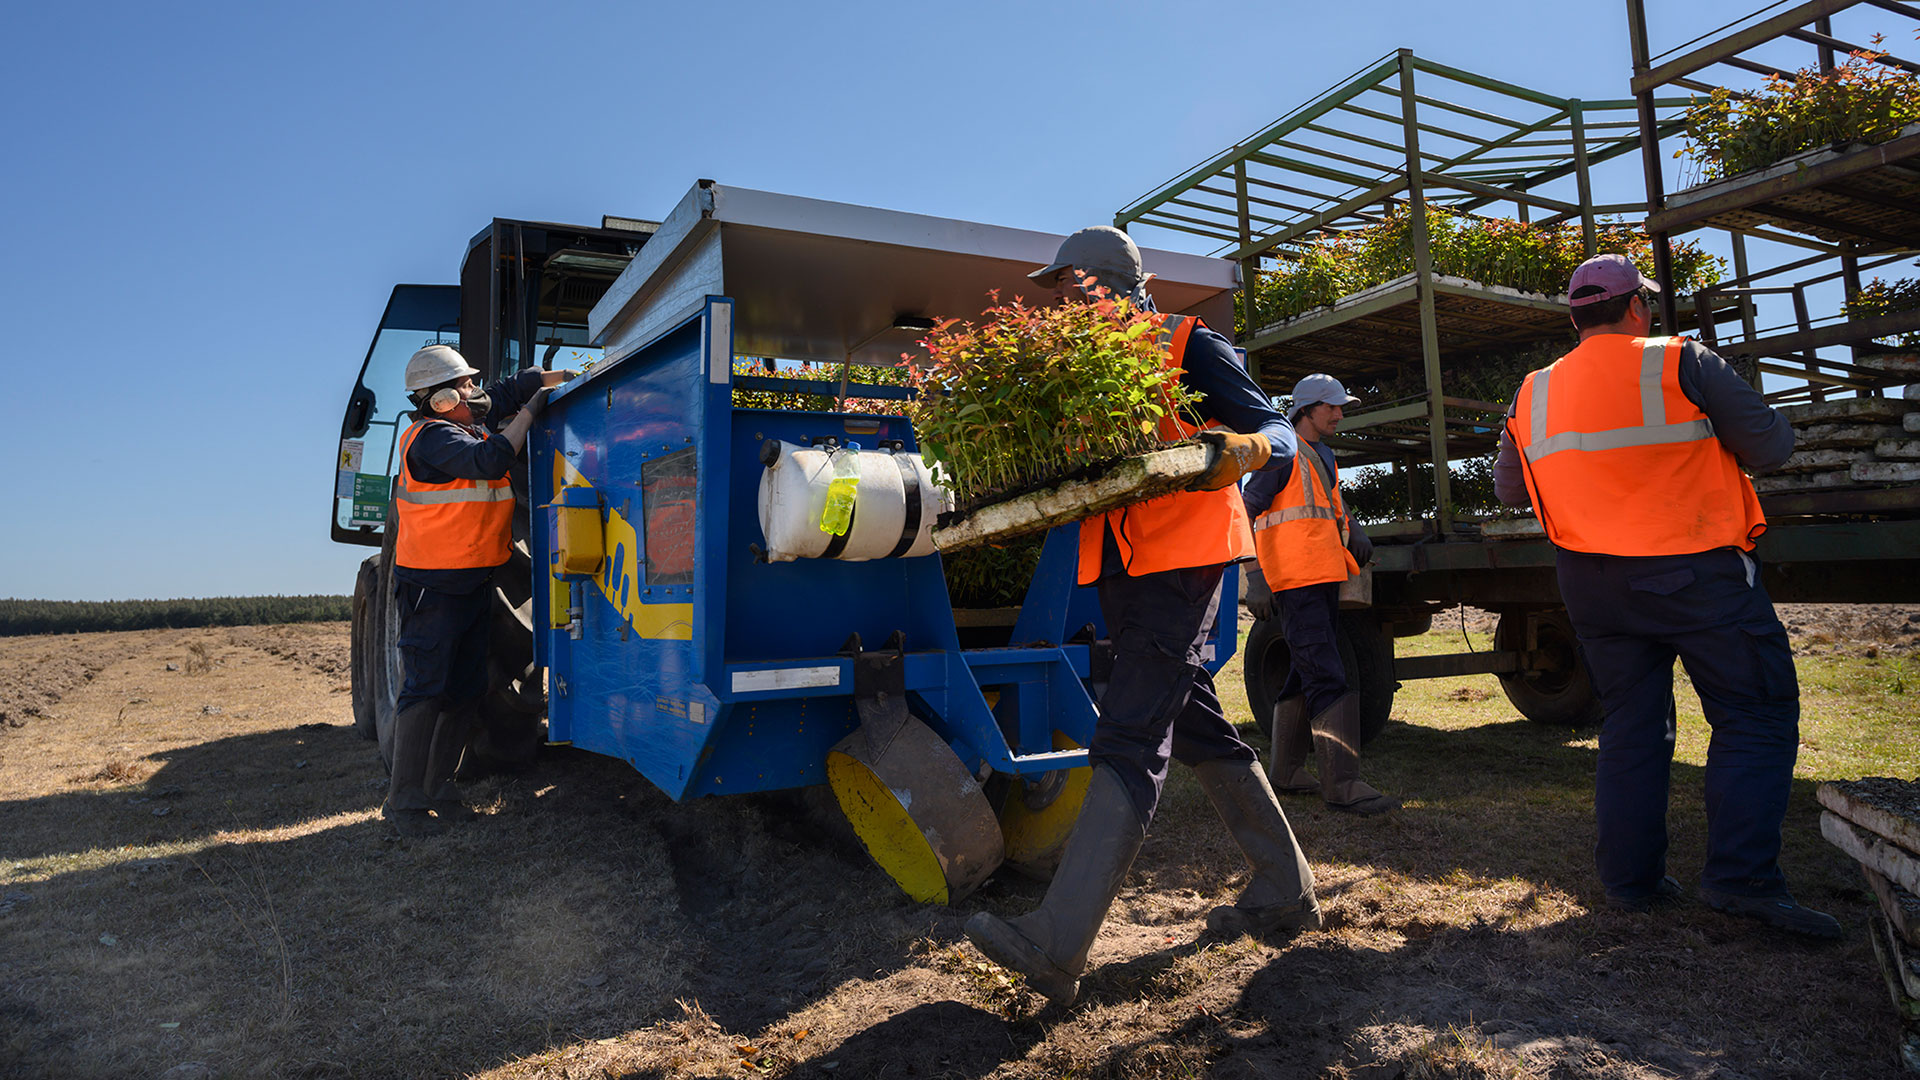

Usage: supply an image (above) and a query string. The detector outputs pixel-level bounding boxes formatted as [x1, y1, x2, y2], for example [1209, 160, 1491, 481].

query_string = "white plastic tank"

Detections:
[757, 439, 952, 562]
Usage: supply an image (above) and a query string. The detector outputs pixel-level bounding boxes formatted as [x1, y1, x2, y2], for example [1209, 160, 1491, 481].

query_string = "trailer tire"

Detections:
[1494, 609, 1603, 727]
[1244, 611, 1395, 746]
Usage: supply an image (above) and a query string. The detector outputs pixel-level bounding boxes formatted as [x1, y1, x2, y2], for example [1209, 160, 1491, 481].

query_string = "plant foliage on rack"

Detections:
[941, 535, 1046, 609]
[1678, 42, 1920, 182]
[906, 278, 1198, 506]
[730, 360, 909, 414]
[1843, 275, 1920, 348]
[1240, 206, 1723, 332]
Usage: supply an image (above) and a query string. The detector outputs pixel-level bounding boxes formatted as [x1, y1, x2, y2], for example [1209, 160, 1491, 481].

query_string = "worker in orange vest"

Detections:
[966, 227, 1321, 1007]
[1494, 254, 1837, 937]
[385, 344, 570, 838]
[1243, 374, 1394, 815]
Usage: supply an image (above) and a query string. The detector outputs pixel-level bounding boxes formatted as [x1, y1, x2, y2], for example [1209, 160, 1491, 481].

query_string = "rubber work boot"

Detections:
[385, 700, 444, 814]
[1193, 759, 1322, 938]
[963, 764, 1145, 1008]
[425, 701, 478, 821]
[1313, 694, 1399, 816]
[1605, 875, 1685, 913]
[385, 808, 445, 839]
[1267, 695, 1317, 793]
[1698, 886, 1842, 939]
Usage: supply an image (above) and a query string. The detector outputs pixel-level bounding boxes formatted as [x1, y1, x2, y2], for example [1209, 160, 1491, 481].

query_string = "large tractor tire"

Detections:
[1494, 609, 1603, 727]
[1244, 610, 1396, 745]
[349, 555, 381, 740]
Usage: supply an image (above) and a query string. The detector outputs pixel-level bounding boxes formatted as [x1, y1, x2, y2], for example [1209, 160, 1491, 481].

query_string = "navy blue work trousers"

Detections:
[394, 578, 493, 715]
[1556, 546, 1799, 901]
[1090, 563, 1260, 825]
[1276, 581, 1347, 717]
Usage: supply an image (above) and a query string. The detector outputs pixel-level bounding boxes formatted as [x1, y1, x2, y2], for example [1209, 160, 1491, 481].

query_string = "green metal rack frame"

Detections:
[1115, 49, 1687, 531]
[1627, 0, 1920, 407]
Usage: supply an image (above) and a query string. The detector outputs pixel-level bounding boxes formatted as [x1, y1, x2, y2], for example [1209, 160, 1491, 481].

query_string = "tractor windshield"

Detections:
[331, 285, 460, 545]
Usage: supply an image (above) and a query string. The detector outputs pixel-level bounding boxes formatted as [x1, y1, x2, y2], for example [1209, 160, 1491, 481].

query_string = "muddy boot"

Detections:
[1313, 694, 1399, 816]
[1268, 695, 1316, 793]
[425, 701, 478, 821]
[1194, 759, 1321, 938]
[385, 700, 442, 816]
[963, 764, 1145, 1008]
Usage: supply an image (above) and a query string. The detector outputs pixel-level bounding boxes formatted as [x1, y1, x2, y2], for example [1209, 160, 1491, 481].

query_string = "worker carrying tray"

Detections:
[917, 227, 1285, 554]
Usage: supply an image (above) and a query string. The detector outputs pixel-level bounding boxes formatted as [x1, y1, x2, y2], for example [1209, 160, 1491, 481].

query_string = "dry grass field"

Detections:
[1, 609, 1915, 1079]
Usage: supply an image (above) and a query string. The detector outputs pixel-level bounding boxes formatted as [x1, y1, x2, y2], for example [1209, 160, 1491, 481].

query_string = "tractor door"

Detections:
[331, 284, 460, 546]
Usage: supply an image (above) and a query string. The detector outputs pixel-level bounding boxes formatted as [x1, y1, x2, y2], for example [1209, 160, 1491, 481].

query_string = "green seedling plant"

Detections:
[1679, 39, 1920, 182]
[906, 275, 1200, 507]
[1843, 274, 1920, 348]
[1242, 206, 1722, 331]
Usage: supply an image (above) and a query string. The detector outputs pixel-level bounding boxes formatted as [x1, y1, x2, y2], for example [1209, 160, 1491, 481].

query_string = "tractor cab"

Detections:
[330, 217, 658, 545]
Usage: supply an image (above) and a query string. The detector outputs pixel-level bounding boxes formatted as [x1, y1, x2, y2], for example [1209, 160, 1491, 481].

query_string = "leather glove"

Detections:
[1243, 562, 1276, 621]
[1195, 431, 1272, 491]
[1346, 524, 1373, 566]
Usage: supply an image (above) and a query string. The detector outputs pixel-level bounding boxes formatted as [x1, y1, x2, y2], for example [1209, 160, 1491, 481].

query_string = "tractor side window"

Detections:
[334, 285, 461, 540]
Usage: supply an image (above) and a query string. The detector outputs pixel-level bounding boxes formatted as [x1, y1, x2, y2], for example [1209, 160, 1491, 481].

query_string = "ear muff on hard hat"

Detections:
[405, 344, 480, 392]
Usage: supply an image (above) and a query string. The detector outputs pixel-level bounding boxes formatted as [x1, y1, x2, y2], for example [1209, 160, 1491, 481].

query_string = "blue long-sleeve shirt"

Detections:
[394, 369, 546, 592]
[1178, 321, 1297, 474]
[1494, 336, 1794, 508]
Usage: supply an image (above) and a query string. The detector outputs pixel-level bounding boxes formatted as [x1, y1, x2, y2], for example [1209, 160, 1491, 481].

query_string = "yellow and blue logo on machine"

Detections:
[555, 457, 693, 641]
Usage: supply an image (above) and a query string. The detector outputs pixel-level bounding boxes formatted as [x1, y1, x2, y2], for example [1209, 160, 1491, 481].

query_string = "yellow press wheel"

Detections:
[993, 731, 1091, 878]
[826, 715, 1004, 905]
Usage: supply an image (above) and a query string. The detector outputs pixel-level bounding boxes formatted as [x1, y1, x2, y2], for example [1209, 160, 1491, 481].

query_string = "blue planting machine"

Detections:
[527, 182, 1242, 902]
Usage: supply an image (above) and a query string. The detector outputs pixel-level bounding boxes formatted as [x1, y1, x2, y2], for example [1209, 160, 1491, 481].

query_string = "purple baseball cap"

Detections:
[1567, 253, 1660, 307]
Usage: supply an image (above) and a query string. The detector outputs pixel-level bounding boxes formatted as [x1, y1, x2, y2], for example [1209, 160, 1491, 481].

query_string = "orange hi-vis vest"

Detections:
[1251, 446, 1360, 592]
[1076, 314, 1256, 585]
[393, 418, 517, 570]
[1508, 334, 1766, 557]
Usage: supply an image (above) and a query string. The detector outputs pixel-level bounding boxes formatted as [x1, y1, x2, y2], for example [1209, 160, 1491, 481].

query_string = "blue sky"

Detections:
[0, 0, 1822, 600]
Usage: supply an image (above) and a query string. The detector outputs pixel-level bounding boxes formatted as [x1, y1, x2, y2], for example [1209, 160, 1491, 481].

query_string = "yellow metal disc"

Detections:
[996, 731, 1091, 874]
[826, 749, 952, 904]
[825, 715, 1004, 905]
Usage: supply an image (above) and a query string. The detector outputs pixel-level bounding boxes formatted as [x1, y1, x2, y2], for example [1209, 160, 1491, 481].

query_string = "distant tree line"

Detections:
[0, 595, 351, 637]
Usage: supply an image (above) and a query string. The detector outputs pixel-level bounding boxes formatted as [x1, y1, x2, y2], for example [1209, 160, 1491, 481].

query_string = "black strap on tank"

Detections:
[821, 501, 856, 559]
[886, 452, 923, 559]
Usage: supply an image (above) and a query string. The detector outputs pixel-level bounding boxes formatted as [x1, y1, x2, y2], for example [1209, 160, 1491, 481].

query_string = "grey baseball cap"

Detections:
[1290, 373, 1359, 420]
[1030, 226, 1143, 289]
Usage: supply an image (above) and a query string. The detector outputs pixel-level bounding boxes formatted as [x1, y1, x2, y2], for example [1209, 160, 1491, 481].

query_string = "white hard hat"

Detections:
[404, 344, 480, 391]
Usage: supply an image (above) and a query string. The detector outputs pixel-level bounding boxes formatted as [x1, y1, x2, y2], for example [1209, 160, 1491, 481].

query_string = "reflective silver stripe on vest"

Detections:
[394, 483, 516, 505]
[1252, 453, 1344, 532]
[1522, 337, 1716, 463]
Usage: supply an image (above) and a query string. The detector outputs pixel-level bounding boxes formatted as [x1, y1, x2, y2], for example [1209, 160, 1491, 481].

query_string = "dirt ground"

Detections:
[1, 614, 1915, 1080]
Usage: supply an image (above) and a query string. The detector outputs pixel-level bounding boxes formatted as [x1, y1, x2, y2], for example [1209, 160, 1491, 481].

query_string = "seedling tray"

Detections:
[931, 439, 1219, 552]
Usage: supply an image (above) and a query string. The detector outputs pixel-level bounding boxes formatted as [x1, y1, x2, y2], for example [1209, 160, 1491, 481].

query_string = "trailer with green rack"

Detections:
[1115, 41, 1920, 736]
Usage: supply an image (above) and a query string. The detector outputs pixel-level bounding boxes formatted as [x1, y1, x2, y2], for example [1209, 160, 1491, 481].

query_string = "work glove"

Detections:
[522, 386, 553, 420]
[1195, 431, 1272, 491]
[1346, 523, 1373, 566]
[1243, 562, 1276, 621]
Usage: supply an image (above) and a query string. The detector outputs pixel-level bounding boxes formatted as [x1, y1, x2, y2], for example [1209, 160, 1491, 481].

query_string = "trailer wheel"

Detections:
[1243, 611, 1394, 745]
[1494, 610, 1603, 727]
